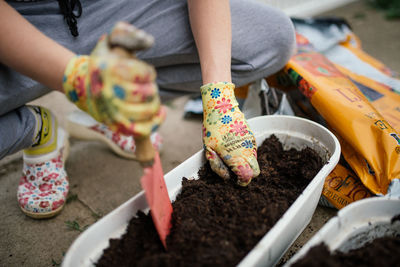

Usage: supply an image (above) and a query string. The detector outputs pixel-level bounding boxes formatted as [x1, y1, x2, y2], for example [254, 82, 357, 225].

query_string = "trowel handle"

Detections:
[110, 49, 156, 165]
[110, 47, 156, 165]
[109, 21, 154, 58]
[108, 22, 156, 166]
[134, 136, 155, 166]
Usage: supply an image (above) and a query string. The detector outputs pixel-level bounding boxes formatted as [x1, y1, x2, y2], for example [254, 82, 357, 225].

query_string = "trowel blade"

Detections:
[140, 151, 172, 249]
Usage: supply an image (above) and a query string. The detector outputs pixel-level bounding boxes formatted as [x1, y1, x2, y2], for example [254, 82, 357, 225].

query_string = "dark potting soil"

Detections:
[96, 135, 325, 267]
[290, 235, 400, 267]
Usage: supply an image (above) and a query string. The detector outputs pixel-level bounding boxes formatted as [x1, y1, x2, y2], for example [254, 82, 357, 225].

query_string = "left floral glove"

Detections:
[201, 82, 260, 186]
[63, 22, 165, 138]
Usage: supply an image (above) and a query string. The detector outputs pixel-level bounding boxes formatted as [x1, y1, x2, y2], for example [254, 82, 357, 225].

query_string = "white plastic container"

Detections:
[62, 115, 341, 267]
[285, 197, 400, 266]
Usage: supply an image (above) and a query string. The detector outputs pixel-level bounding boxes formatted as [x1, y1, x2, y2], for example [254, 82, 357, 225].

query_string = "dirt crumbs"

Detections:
[96, 135, 325, 267]
[290, 236, 400, 267]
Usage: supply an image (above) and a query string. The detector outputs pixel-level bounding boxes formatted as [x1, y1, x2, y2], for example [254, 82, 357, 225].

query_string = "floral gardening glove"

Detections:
[201, 82, 260, 186]
[63, 22, 165, 138]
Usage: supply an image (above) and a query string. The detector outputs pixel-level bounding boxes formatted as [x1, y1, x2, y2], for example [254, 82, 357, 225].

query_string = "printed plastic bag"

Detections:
[292, 40, 399, 194]
[270, 18, 400, 208]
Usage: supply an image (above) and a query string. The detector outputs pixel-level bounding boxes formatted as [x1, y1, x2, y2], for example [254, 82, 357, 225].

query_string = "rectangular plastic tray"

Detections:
[285, 197, 400, 266]
[62, 115, 340, 267]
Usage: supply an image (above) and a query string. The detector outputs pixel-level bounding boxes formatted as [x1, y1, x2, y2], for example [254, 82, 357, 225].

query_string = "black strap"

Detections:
[57, 0, 82, 37]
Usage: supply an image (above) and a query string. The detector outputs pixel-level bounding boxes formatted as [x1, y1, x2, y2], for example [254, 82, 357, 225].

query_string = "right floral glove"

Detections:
[63, 22, 165, 139]
[201, 82, 260, 186]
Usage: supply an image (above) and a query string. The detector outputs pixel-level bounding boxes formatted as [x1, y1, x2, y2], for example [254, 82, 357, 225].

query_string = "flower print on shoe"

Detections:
[17, 106, 69, 219]
[66, 110, 162, 160]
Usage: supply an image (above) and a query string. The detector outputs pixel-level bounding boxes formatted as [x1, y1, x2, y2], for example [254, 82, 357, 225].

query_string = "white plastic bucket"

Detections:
[62, 115, 341, 267]
[285, 197, 400, 266]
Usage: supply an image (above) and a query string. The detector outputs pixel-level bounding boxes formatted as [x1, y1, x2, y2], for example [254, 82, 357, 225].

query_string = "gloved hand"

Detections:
[201, 82, 260, 186]
[63, 22, 165, 138]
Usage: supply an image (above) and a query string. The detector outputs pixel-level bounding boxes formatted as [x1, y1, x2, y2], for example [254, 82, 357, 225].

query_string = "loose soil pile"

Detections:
[290, 235, 400, 267]
[96, 135, 324, 267]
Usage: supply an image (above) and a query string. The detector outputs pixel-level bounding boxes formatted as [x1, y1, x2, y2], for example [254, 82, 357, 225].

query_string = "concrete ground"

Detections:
[0, 1, 399, 266]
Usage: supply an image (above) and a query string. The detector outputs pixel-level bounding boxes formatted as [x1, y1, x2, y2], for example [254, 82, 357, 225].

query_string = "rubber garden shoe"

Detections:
[17, 106, 69, 219]
[66, 110, 163, 159]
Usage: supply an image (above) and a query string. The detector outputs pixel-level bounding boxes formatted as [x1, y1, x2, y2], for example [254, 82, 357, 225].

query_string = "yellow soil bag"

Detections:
[322, 163, 373, 209]
[284, 33, 400, 198]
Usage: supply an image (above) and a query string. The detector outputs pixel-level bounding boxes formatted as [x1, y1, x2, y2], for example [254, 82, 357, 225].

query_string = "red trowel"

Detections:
[139, 147, 173, 249]
[109, 22, 173, 249]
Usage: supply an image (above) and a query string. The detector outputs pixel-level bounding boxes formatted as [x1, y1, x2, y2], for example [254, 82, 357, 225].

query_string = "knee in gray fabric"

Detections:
[231, 5, 296, 83]
[252, 12, 296, 76]
[269, 15, 297, 72]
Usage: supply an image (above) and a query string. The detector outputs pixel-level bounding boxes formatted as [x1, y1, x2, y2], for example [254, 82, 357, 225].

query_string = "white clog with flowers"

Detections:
[67, 110, 163, 159]
[17, 126, 69, 219]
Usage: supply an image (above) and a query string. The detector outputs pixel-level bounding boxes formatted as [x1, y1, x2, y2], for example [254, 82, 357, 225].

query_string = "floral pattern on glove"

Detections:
[63, 23, 165, 138]
[201, 82, 260, 186]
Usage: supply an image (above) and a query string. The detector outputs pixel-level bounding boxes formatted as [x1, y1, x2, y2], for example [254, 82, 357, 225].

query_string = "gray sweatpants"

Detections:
[0, 0, 296, 159]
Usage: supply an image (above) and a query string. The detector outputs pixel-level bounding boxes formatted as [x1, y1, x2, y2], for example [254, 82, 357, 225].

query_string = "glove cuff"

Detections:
[200, 81, 235, 95]
[62, 55, 90, 105]
[200, 82, 239, 112]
